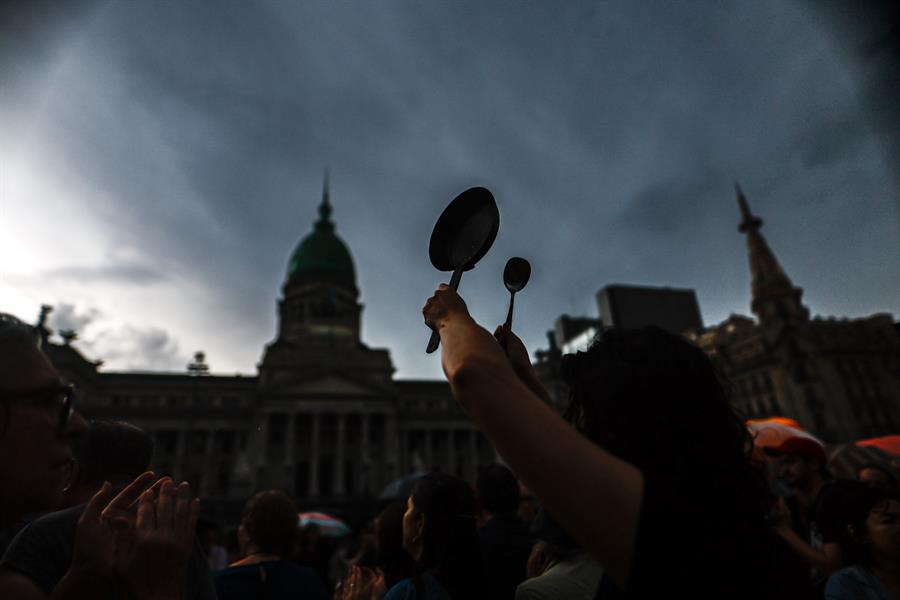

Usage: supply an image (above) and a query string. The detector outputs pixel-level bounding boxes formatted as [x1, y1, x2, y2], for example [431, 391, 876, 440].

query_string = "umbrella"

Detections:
[746, 418, 823, 450]
[855, 435, 900, 456]
[828, 443, 894, 481]
[378, 472, 426, 501]
[298, 512, 351, 537]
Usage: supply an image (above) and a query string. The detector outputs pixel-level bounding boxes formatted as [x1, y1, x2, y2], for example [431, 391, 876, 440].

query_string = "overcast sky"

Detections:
[2, 0, 898, 380]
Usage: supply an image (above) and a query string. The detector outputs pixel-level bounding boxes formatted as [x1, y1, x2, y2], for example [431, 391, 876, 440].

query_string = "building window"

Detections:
[370, 414, 384, 445]
[268, 413, 286, 446]
[216, 431, 235, 453]
[157, 431, 178, 455]
[189, 431, 207, 454]
[295, 461, 309, 497]
[217, 468, 230, 494]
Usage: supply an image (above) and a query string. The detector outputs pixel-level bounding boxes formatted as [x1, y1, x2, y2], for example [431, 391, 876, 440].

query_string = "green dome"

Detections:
[286, 184, 356, 285]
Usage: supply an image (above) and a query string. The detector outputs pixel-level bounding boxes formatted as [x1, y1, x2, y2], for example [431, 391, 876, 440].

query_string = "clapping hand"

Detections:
[69, 471, 159, 588]
[67, 472, 198, 600]
[118, 478, 199, 600]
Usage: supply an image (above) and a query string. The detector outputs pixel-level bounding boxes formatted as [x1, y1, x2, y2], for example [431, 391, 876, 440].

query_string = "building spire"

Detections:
[734, 183, 808, 325]
[315, 168, 334, 233]
[735, 181, 762, 233]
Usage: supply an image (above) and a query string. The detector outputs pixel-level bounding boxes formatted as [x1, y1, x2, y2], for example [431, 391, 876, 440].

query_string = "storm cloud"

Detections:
[1, 0, 898, 378]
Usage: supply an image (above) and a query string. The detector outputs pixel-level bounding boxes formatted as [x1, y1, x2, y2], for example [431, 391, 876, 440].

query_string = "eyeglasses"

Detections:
[0, 384, 76, 435]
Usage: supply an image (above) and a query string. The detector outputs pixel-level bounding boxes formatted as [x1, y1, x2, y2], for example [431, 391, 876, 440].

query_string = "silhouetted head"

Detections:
[376, 500, 416, 590]
[477, 464, 520, 516]
[858, 463, 897, 492]
[0, 314, 88, 523]
[561, 327, 766, 517]
[768, 436, 829, 491]
[238, 490, 297, 558]
[837, 483, 900, 567]
[63, 420, 153, 506]
[403, 472, 486, 599]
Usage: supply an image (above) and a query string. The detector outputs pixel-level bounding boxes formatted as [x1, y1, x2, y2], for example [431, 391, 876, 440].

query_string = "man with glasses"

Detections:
[0, 313, 204, 599]
[0, 314, 87, 526]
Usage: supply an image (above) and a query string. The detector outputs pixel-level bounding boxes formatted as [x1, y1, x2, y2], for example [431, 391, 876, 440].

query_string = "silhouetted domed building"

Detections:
[38, 174, 497, 519]
[286, 182, 356, 285]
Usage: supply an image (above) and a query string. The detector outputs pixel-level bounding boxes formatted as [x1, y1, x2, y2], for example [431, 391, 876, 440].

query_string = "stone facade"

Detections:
[535, 184, 900, 443]
[33, 179, 900, 523]
[686, 186, 900, 441]
[37, 178, 492, 518]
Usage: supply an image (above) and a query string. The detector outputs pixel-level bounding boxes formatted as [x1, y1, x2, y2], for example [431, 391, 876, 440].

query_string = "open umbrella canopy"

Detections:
[746, 418, 822, 450]
[828, 443, 894, 480]
[378, 472, 427, 501]
[855, 435, 900, 456]
[298, 512, 351, 537]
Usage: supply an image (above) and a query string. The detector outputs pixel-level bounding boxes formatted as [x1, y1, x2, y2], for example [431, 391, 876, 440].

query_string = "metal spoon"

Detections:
[502, 257, 531, 331]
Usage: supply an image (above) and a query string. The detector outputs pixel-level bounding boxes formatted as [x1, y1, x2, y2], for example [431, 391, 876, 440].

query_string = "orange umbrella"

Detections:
[855, 435, 900, 456]
[829, 443, 894, 480]
[746, 418, 822, 450]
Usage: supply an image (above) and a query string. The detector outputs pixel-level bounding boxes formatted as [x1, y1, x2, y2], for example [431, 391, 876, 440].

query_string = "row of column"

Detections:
[165, 421, 488, 497]
[276, 412, 391, 498]
[170, 427, 224, 496]
[402, 427, 483, 482]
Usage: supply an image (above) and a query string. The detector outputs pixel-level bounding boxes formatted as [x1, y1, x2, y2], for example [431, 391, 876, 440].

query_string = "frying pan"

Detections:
[426, 186, 500, 353]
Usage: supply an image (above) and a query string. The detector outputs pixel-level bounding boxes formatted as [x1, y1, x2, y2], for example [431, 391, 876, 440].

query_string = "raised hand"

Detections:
[493, 325, 533, 377]
[53, 472, 158, 599]
[117, 479, 200, 600]
[422, 284, 471, 332]
[100, 471, 164, 527]
[493, 325, 553, 404]
[69, 481, 119, 586]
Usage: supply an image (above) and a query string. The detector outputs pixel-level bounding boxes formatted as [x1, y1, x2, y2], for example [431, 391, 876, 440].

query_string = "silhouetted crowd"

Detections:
[1, 293, 898, 599]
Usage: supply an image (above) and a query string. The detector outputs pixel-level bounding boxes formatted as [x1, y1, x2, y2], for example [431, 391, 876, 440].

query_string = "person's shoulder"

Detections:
[214, 563, 256, 579]
[281, 561, 324, 583]
[825, 566, 879, 598]
[385, 577, 418, 600]
[21, 505, 84, 530]
[515, 576, 545, 600]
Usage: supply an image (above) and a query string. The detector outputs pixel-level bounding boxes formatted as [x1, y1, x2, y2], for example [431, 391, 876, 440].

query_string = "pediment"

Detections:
[267, 373, 387, 397]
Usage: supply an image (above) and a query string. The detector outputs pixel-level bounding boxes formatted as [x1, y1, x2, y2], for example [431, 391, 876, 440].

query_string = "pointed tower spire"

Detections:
[734, 182, 809, 325]
[735, 181, 762, 233]
[315, 168, 334, 233]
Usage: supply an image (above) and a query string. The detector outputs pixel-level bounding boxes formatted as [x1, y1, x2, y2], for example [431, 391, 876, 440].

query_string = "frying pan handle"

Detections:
[425, 268, 464, 354]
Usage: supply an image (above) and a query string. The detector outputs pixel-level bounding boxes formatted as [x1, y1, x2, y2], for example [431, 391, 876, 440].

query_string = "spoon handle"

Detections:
[426, 268, 464, 354]
[504, 291, 515, 331]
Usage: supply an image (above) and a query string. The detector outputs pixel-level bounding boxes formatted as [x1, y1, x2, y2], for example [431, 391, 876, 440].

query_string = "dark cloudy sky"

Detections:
[2, 1, 898, 379]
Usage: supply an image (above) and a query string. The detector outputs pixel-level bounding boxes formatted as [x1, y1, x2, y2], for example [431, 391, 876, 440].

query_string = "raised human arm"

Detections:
[424, 286, 643, 589]
[769, 497, 843, 575]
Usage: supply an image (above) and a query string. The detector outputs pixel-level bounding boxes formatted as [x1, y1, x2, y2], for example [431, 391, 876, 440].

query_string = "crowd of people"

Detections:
[1, 285, 898, 599]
